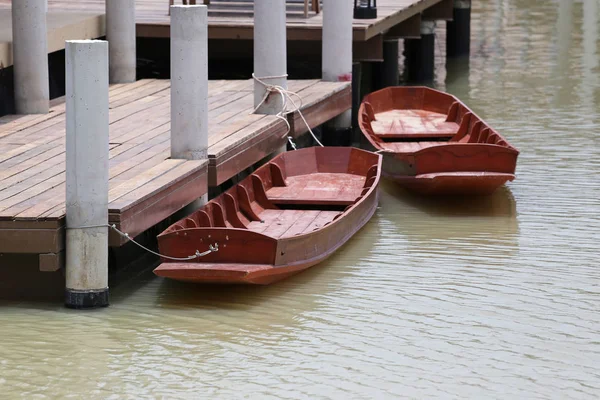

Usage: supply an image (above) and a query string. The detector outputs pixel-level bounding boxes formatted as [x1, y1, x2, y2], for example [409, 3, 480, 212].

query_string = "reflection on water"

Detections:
[1, 1, 599, 398]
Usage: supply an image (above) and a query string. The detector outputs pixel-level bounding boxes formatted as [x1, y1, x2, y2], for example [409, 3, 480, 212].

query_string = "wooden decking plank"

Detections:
[17, 158, 183, 220]
[0, 106, 65, 138]
[109, 160, 206, 211]
[209, 115, 284, 157]
[0, 173, 65, 217]
[110, 147, 171, 185]
[112, 120, 170, 147]
[2, 118, 66, 146]
[0, 139, 63, 172]
[110, 80, 171, 108]
[0, 143, 123, 189]
[37, 143, 170, 220]
[1, 143, 122, 217]
[110, 108, 171, 144]
[108, 79, 159, 100]
[0, 143, 49, 164]
[108, 159, 186, 205]
[109, 94, 169, 123]
[208, 113, 268, 149]
[10, 183, 66, 220]
[109, 140, 171, 182]
[0, 167, 64, 205]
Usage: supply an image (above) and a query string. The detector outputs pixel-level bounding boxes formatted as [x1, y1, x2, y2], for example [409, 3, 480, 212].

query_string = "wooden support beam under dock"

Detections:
[0, 78, 350, 263]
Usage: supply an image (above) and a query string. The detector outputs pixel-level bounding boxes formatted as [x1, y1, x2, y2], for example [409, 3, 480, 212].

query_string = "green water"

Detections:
[1, 1, 599, 398]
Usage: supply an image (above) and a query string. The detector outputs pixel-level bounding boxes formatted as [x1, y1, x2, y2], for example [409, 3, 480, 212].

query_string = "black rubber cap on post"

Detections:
[354, 7, 377, 19]
[65, 288, 109, 309]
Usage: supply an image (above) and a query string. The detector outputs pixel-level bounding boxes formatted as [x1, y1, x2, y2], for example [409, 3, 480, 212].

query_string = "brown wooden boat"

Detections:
[153, 147, 382, 285]
[358, 86, 519, 195]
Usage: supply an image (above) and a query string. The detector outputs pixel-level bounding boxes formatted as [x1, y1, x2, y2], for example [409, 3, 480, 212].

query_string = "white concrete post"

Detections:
[11, 0, 49, 114]
[170, 5, 209, 206]
[106, 0, 136, 83]
[170, 5, 208, 161]
[253, 0, 287, 115]
[65, 40, 110, 309]
[322, 0, 353, 129]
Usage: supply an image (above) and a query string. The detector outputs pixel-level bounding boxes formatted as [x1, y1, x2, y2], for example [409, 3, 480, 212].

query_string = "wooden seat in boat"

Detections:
[370, 109, 458, 139]
[266, 172, 365, 206]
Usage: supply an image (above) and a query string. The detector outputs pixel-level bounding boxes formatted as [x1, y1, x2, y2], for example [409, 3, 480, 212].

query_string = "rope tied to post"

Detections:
[66, 223, 218, 261]
[251, 73, 324, 149]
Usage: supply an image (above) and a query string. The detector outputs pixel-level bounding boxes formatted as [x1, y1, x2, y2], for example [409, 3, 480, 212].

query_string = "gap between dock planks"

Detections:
[0, 78, 349, 248]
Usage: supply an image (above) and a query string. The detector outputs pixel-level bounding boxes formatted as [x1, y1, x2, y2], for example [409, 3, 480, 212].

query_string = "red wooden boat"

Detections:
[358, 86, 519, 195]
[153, 147, 382, 285]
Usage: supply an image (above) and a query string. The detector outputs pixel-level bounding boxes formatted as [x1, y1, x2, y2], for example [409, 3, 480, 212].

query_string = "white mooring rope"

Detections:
[66, 224, 218, 261]
[252, 73, 324, 149]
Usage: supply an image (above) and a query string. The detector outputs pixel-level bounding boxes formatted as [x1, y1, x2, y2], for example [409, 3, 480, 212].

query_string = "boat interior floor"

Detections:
[247, 209, 341, 239]
[247, 172, 366, 239]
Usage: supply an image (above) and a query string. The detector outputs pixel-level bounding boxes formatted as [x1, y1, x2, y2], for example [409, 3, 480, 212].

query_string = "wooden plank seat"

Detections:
[266, 172, 366, 206]
[370, 109, 459, 139]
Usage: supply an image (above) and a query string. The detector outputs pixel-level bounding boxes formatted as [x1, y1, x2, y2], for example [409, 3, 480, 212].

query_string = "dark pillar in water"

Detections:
[403, 21, 436, 83]
[373, 39, 399, 90]
[322, 123, 352, 146]
[351, 61, 362, 129]
[446, 0, 471, 58]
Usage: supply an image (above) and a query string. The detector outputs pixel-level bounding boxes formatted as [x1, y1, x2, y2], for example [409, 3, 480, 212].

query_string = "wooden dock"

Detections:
[0, 78, 350, 270]
[0, 0, 451, 62]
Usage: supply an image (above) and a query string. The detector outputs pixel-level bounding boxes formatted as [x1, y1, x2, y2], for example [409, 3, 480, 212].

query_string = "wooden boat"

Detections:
[153, 147, 382, 285]
[358, 86, 519, 195]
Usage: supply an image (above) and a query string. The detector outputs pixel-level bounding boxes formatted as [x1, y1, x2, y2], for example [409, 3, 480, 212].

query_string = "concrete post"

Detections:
[404, 21, 436, 83]
[322, 0, 353, 145]
[11, 0, 49, 114]
[446, 0, 471, 58]
[106, 0, 137, 83]
[170, 5, 209, 207]
[65, 40, 110, 309]
[253, 0, 287, 115]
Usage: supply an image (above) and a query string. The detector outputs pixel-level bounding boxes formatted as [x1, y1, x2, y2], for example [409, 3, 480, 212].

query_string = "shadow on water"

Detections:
[380, 180, 518, 218]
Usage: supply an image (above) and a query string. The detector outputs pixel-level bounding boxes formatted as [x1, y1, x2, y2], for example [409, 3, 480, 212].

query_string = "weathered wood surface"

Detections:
[0, 0, 445, 42]
[0, 78, 350, 254]
[358, 86, 520, 195]
[154, 146, 382, 285]
[0, 9, 105, 68]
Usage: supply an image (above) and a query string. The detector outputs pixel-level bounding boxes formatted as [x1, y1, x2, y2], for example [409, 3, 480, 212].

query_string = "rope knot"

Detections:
[252, 73, 324, 148]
